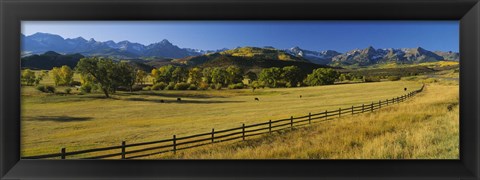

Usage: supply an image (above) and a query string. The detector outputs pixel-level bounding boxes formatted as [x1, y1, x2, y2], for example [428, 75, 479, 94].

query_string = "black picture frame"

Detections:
[1, 0, 479, 179]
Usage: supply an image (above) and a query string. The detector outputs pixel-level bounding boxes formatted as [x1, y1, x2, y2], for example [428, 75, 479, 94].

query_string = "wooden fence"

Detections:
[24, 84, 425, 160]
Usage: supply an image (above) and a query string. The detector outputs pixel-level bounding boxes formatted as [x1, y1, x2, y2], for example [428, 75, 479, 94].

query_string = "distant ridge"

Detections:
[168, 47, 331, 74]
[21, 51, 156, 71]
[21, 51, 85, 70]
[21, 32, 459, 67]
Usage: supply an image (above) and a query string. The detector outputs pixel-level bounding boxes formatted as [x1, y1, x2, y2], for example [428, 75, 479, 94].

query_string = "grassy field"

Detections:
[22, 78, 424, 157]
[153, 82, 459, 159]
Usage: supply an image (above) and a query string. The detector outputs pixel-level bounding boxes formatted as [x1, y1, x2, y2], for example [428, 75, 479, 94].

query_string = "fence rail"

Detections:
[23, 84, 425, 160]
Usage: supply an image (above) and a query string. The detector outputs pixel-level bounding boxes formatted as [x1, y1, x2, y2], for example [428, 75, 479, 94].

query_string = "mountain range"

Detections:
[285, 47, 342, 65]
[285, 46, 459, 66]
[21, 32, 460, 67]
[21, 32, 226, 59]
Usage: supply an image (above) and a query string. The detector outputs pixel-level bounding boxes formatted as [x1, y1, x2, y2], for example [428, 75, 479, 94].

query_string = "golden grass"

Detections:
[21, 80, 423, 157]
[151, 83, 459, 159]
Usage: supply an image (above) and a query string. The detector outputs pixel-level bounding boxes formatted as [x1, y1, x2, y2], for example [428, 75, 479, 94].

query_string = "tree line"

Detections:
[22, 57, 346, 98]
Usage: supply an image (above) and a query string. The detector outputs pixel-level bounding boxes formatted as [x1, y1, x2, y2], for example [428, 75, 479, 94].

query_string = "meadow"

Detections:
[21, 77, 422, 156]
[155, 82, 459, 159]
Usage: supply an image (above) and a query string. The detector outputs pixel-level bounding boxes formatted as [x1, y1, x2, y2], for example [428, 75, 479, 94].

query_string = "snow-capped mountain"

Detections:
[285, 46, 341, 65]
[21, 33, 225, 59]
[331, 46, 455, 66]
[286, 45, 458, 66]
[185, 48, 230, 55]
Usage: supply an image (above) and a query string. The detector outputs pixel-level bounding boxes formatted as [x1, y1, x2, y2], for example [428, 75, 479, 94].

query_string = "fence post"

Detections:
[308, 113, 311, 124]
[121, 141, 126, 159]
[386, 99, 389, 106]
[379, 100, 381, 108]
[61, 148, 66, 159]
[269, 120, 272, 133]
[339, 108, 341, 117]
[325, 110, 328, 120]
[371, 102, 373, 112]
[290, 116, 294, 130]
[173, 135, 177, 154]
[362, 104, 364, 113]
[351, 106, 354, 115]
[211, 128, 215, 144]
[242, 124, 245, 141]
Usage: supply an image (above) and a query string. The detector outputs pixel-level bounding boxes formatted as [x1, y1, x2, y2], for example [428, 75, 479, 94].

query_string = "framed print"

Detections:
[1, 0, 479, 179]
[18, 20, 459, 160]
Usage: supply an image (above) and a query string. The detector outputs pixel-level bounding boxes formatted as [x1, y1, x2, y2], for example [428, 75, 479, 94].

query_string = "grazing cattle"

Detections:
[299, 95, 302, 98]
[160, 100, 164, 103]
[177, 98, 182, 101]
[404, 87, 407, 91]
[254, 97, 259, 101]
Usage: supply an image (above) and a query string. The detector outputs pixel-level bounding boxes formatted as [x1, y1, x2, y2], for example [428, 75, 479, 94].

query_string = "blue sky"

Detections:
[22, 21, 459, 52]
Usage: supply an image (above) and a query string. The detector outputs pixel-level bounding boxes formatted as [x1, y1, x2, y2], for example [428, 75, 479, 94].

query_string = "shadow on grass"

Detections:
[24, 116, 93, 122]
[118, 91, 227, 99]
[124, 97, 244, 104]
[31, 94, 120, 104]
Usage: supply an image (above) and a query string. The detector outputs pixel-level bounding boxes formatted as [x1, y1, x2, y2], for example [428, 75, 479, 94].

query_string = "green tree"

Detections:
[201, 67, 214, 84]
[172, 66, 187, 83]
[76, 57, 120, 98]
[49, 65, 74, 86]
[188, 67, 203, 85]
[21, 69, 37, 86]
[338, 73, 352, 82]
[304, 68, 339, 86]
[49, 67, 62, 86]
[40, 70, 48, 77]
[211, 67, 228, 86]
[151, 69, 159, 84]
[116, 62, 137, 92]
[153, 65, 175, 84]
[281, 66, 303, 87]
[136, 70, 148, 85]
[60, 65, 74, 85]
[225, 66, 243, 85]
[259, 67, 282, 88]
